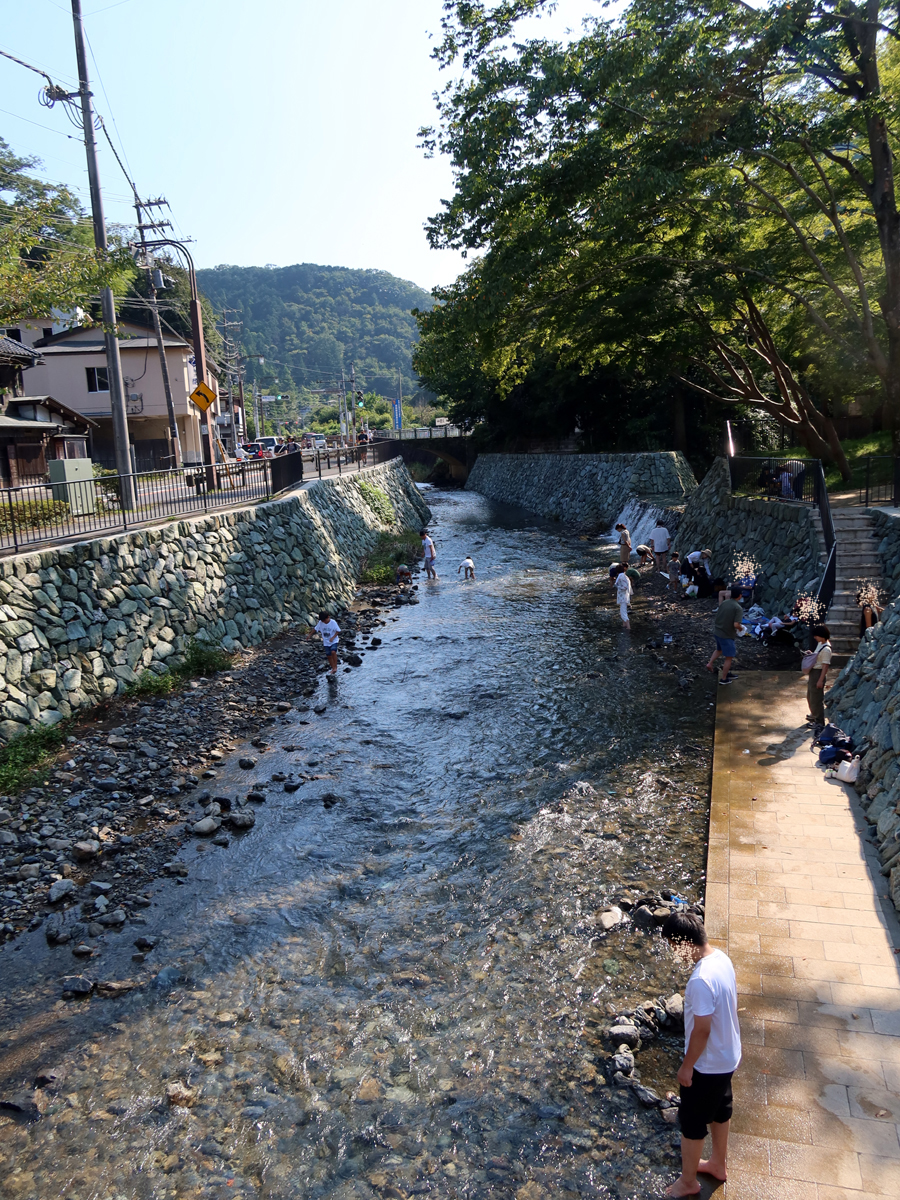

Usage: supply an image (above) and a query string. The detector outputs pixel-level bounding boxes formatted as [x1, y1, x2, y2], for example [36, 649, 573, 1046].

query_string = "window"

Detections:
[86, 367, 109, 392]
[5, 328, 22, 342]
[42, 328, 53, 339]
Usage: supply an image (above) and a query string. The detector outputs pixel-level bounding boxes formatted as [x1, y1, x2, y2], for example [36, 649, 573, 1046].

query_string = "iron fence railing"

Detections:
[861, 456, 900, 507]
[728, 456, 817, 503]
[0, 454, 304, 556]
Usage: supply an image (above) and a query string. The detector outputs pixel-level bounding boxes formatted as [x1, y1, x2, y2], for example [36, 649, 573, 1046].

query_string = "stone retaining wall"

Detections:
[674, 458, 824, 613]
[0, 458, 429, 744]
[464, 452, 696, 525]
[827, 507, 900, 912]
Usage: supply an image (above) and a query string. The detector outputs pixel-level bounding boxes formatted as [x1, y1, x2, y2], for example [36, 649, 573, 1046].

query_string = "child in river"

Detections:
[614, 564, 633, 630]
[667, 553, 682, 593]
[457, 556, 476, 580]
[309, 610, 340, 675]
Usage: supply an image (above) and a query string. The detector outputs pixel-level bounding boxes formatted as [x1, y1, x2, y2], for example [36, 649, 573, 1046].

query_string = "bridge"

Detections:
[373, 430, 476, 482]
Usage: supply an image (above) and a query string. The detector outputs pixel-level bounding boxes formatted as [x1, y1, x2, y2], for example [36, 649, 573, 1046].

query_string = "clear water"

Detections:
[0, 489, 713, 1199]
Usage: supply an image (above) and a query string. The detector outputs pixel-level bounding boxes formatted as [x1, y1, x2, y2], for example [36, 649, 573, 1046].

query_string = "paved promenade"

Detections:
[706, 672, 900, 1199]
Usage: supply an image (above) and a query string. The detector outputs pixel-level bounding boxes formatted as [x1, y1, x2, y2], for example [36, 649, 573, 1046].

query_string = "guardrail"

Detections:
[861, 456, 900, 507]
[0, 453, 305, 556]
[378, 426, 463, 440]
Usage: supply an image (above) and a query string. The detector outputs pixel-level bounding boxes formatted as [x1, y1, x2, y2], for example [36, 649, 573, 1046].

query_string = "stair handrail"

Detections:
[813, 459, 836, 620]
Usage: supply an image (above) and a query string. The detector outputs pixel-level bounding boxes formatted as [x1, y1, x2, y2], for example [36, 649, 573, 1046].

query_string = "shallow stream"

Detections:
[0, 489, 715, 1199]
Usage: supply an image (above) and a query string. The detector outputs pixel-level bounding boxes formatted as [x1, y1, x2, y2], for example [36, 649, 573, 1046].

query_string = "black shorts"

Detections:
[678, 1069, 734, 1140]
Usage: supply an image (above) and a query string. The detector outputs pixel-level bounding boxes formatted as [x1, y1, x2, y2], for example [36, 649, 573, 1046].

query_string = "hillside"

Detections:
[196, 263, 434, 405]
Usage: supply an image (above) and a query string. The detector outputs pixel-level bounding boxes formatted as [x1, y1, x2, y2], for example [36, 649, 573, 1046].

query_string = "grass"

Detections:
[124, 639, 235, 698]
[0, 721, 69, 794]
[357, 479, 395, 525]
[406, 462, 432, 483]
[359, 529, 422, 585]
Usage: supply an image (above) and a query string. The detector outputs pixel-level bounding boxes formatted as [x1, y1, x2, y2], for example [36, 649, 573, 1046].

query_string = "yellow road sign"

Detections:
[189, 381, 216, 412]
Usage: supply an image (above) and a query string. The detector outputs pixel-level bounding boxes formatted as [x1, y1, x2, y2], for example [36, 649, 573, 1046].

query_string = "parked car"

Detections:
[241, 442, 270, 459]
[313, 436, 327, 451]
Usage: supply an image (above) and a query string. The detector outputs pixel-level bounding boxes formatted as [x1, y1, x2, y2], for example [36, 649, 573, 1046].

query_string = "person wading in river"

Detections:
[615, 522, 632, 564]
[420, 528, 438, 579]
[310, 610, 340, 675]
[614, 564, 633, 630]
[662, 912, 741, 1198]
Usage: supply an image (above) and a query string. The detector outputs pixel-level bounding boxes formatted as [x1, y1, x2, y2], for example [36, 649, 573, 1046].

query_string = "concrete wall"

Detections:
[674, 458, 824, 612]
[0, 458, 429, 744]
[464, 451, 697, 525]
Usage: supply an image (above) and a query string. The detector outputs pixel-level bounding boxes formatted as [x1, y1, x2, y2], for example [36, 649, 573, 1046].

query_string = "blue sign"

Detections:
[391, 397, 403, 430]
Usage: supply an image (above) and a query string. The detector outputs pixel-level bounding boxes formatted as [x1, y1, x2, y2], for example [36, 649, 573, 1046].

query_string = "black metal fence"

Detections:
[728, 456, 817, 503]
[860, 456, 900, 507]
[0, 453, 304, 556]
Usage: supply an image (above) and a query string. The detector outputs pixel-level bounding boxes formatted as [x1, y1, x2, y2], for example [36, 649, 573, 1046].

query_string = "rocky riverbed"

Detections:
[0, 489, 798, 1200]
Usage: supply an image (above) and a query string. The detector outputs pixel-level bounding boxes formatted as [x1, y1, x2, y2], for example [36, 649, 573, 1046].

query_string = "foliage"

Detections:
[195, 264, 437, 434]
[357, 480, 395, 525]
[125, 638, 234, 698]
[0, 138, 132, 323]
[420, 0, 900, 467]
[0, 720, 68, 791]
[119, 256, 221, 358]
[359, 529, 421, 584]
[0, 496, 71, 534]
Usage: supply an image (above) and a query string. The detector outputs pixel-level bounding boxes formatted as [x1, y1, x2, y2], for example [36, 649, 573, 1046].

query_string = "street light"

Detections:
[140, 236, 213, 466]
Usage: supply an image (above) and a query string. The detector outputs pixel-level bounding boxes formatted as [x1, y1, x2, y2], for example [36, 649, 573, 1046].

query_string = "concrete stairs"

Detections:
[826, 510, 884, 662]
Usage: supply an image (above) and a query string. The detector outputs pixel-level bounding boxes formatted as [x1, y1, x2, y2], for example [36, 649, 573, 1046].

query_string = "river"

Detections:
[0, 487, 715, 1199]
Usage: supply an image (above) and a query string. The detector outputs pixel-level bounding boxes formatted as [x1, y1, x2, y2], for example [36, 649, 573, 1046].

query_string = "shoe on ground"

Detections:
[719, 675, 737, 686]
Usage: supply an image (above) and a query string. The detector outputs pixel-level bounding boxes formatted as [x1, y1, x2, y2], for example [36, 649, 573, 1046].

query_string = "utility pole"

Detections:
[134, 197, 181, 467]
[350, 362, 358, 447]
[70, 0, 134, 505]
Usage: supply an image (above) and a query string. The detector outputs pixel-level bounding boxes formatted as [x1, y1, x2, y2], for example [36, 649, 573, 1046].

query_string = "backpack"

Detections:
[819, 745, 851, 765]
[815, 724, 844, 746]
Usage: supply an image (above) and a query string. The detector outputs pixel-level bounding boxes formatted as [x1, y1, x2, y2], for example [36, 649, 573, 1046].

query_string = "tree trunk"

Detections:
[672, 393, 687, 453]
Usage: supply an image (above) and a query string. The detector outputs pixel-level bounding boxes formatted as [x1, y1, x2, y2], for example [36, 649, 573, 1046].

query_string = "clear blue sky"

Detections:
[1, 0, 594, 293]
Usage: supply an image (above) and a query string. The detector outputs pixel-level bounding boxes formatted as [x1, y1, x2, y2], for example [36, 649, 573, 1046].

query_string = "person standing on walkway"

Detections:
[614, 564, 633, 630]
[615, 523, 632, 564]
[420, 528, 438, 579]
[649, 522, 670, 572]
[806, 624, 832, 724]
[706, 586, 743, 685]
[662, 912, 741, 1198]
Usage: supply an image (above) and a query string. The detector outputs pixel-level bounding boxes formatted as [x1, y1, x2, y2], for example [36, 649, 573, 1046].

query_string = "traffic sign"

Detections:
[189, 381, 216, 412]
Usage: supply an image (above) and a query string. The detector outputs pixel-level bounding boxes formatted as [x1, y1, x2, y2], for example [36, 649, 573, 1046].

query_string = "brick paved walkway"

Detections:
[706, 672, 900, 1199]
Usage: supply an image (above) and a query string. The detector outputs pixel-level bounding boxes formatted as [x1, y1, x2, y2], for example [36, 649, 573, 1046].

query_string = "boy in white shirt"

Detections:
[649, 524, 670, 572]
[457, 555, 475, 580]
[662, 912, 741, 1197]
[420, 528, 438, 579]
[310, 610, 341, 675]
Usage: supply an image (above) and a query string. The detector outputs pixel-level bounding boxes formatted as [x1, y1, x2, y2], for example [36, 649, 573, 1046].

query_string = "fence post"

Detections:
[865, 457, 870, 507]
[121, 473, 129, 530]
[6, 488, 19, 553]
[338, 449, 342, 475]
[893, 456, 900, 508]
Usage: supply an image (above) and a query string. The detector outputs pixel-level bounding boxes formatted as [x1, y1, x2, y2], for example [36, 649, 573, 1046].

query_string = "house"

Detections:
[6, 320, 241, 469]
[0, 395, 96, 486]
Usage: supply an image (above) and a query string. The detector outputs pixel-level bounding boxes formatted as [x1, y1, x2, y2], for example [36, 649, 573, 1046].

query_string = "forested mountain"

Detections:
[196, 263, 434, 404]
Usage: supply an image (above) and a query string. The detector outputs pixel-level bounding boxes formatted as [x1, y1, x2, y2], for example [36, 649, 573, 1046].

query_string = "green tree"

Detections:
[423, 1, 900, 467]
[0, 138, 130, 323]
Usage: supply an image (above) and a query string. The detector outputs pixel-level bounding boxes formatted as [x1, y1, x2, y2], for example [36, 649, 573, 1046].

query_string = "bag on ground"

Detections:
[818, 745, 851, 765]
[836, 757, 861, 783]
[815, 724, 844, 746]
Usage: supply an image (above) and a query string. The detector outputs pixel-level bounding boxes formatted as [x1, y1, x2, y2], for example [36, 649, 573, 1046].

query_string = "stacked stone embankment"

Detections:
[0, 458, 429, 744]
[465, 451, 696, 525]
[827, 506, 900, 913]
[871, 506, 900, 597]
[674, 457, 824, 613]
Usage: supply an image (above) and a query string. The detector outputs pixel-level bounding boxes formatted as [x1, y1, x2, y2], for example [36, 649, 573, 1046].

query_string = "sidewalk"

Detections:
[707, 672, 900, 1199]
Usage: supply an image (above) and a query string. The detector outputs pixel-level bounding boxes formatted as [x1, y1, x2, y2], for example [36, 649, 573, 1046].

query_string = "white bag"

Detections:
[836, 757, 860, 783]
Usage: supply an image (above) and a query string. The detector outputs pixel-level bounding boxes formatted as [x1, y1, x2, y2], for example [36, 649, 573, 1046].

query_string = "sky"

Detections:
[0, 0, 599, 294]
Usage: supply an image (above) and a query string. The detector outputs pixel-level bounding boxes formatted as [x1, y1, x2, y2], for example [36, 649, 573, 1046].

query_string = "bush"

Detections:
[0, 721, 69, 793]
[357, 479, 395, 525]
[359, 529, 421, 584]
[0, 497, 71, 534]
[125, 639, 235, 698]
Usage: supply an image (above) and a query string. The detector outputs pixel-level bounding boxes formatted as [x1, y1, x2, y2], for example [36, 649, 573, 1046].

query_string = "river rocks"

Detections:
[72, 840, 100, 861]
[48, 879, 76, 903]
[665, 993, 684, 1020]
[238, 757, 257, 770]
[191, 816, 220, 836]
[227, 810, 255, 830]
[597, 906, 625, 931]
[632, 905, 656, 930]
[165, 1081, 198, 1107]
[466, 452, 695, 525]
[607, 1023, 641, 1049]
[60, 975, 94, 996]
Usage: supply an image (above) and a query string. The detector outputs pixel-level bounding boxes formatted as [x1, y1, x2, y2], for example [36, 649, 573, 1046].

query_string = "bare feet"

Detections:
[698, 1160, 727, 1181]
[664, 1180, 701, 1198]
